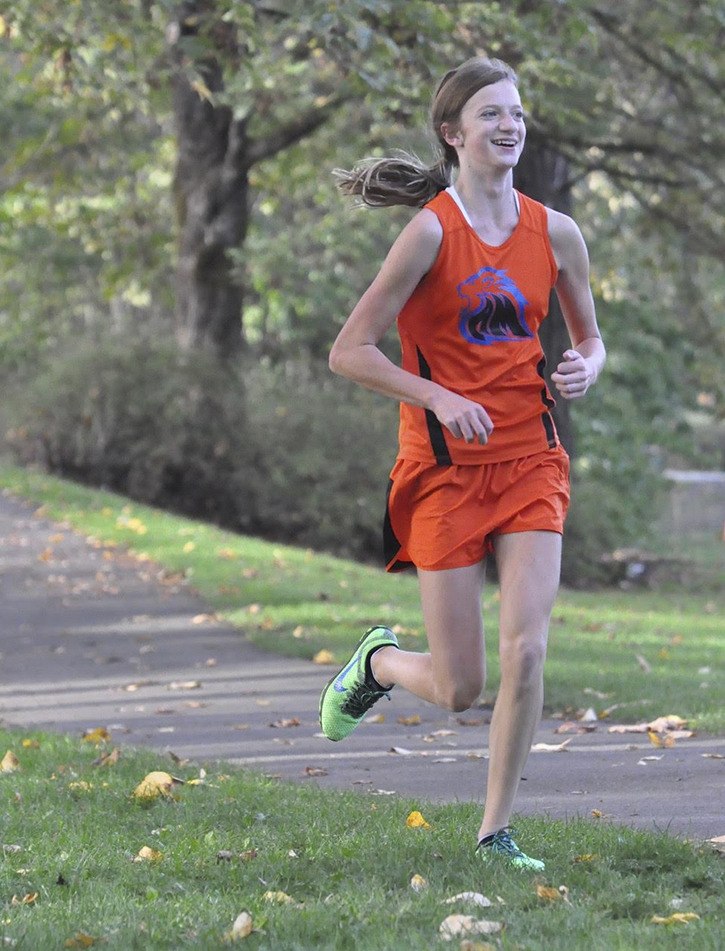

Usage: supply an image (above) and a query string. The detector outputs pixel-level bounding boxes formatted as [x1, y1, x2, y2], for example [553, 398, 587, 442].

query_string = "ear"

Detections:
[440, 122, 463, 147]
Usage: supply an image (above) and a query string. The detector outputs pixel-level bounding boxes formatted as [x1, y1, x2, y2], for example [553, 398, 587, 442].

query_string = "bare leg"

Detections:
[478, 531, 562, 839]
[371, 561, 487, 711]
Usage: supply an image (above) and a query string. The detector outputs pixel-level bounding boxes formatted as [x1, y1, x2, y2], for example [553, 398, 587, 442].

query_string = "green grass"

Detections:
[0, 727, 722, 950]
[1, 463, 723, 731]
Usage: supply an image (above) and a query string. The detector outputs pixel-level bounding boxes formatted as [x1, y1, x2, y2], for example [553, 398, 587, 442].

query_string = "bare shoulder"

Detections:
[393, 207, 443, 264]
[545, 207, 589, 273]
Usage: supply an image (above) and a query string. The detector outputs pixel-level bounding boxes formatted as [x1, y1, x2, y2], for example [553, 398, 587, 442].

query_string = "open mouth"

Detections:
[492, 139, 517, 148]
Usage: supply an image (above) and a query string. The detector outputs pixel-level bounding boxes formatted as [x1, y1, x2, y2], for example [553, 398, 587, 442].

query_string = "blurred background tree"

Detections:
[1, 0, 722, 582]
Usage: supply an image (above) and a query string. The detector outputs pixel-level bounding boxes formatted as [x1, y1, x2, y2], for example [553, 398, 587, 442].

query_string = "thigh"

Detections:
[493, 531, 562, 642]
[417, 561, 487, 678]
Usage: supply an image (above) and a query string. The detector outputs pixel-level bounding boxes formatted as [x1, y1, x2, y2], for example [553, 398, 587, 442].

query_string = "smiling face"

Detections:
[442, 79, 526, 174]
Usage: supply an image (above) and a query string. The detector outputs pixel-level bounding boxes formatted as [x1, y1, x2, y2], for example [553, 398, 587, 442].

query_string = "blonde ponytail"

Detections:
[334, 151, 452, 208]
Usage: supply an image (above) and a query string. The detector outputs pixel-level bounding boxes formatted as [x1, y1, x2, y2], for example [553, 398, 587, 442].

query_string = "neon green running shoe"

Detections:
[319, 626, 398, 741]
[476, 828, 545, 871]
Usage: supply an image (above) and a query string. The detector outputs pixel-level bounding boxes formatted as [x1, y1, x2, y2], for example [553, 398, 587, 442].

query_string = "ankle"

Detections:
[369, 645, 395, 691]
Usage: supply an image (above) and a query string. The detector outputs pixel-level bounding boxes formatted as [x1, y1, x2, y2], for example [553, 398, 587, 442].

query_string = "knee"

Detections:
[434, 673, 484, 713]
[501, 633, 547, 686]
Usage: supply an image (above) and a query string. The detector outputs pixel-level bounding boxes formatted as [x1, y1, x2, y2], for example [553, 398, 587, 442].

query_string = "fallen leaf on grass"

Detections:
[444, 892, 493, 908]
[11, 892, 38, 905]
[263, 890, 302, 907]
[312, 650, 336, 665]
[531, 739, 572, 752]
[68, 781, 93, 797]
[21, 739, 40, 749]
[708, 835, 725, 854]
[81, 727, 110, 745]
[635, 654, 652, 673]
[536, 884, 570, 903]
[133, 771, 183, 801]
[133, 846, 163, 862]
[439, 914, 503, 941]
[92, 747, 121, 767]
[410, 874, 428, 892]
[651, 913, 700, 925]
[459, 942, 497, 951]
[64, 933, 99, 948]
[1, 751, 20, 772]
[573, 854, 599, 864]
[223, 911, 254, 942]
[406, 810, 431, 830]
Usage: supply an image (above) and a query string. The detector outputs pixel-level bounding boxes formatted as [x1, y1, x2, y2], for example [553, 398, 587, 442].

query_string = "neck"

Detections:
[453, 171, 517, 219]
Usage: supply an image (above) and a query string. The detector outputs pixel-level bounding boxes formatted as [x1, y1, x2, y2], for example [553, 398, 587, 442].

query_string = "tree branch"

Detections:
[244, 93, 353, 168]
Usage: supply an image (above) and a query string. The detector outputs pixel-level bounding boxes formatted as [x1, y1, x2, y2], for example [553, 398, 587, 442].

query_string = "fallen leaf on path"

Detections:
[555, 722, 596, 734]
[439, 915, 503, 941]
[1, 750, 20, 772]
[702, 753, 724, 759]
[223, 911, 254, 941]
[397, 714, 422, 726]
[531, 738, 572, 752]
[648, 730, 675, 748]
[365, 713, 385, 724]
[406, 810, 431, 830]
[270, 718, 301, 728]
[444, 892, 493, 908]
[651, 913, 700, 925]
[456, 716, 487, 726]
[304, 766, 328, 777]
[390, 746, 415, 755]
[312, 649, 335, 665]
[168, 680, 201, 690]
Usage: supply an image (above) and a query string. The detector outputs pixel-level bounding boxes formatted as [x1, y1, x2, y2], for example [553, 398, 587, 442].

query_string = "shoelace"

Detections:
[488, 830, 524, 857]
[340, 681, 389, 718]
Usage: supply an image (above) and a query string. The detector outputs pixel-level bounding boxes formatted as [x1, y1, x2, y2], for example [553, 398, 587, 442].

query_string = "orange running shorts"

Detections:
[384, 446, 570, 572]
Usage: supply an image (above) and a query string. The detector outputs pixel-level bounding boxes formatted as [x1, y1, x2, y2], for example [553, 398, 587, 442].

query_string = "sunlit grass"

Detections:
[0, 728, 722, 950]
[1, 464, 722, 731]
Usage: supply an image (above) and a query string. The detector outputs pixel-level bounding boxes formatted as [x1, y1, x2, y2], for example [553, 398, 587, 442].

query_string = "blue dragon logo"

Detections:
[457, 266, 532, 346]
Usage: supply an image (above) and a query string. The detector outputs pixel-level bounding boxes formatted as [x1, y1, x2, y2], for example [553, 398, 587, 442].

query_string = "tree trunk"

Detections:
[514, 131, 575, 455]
[172, 71, 250, 358]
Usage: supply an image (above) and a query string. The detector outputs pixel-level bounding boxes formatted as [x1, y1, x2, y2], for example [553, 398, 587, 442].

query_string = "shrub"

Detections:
[5, 336, 261, 530]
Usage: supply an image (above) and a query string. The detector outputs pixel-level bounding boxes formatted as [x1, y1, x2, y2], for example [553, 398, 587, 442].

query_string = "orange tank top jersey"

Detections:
[396, 189, 559, 465]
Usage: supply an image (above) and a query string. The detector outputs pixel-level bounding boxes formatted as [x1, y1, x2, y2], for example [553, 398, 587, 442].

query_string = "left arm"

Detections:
[547, 208, 606, 400]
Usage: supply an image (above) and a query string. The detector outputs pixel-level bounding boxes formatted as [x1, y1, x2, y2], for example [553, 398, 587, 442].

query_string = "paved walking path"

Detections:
[1, 491, 722, 842]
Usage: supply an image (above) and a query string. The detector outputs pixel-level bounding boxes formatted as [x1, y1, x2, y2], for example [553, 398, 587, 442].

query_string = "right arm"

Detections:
[329, 209, 494, 444]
